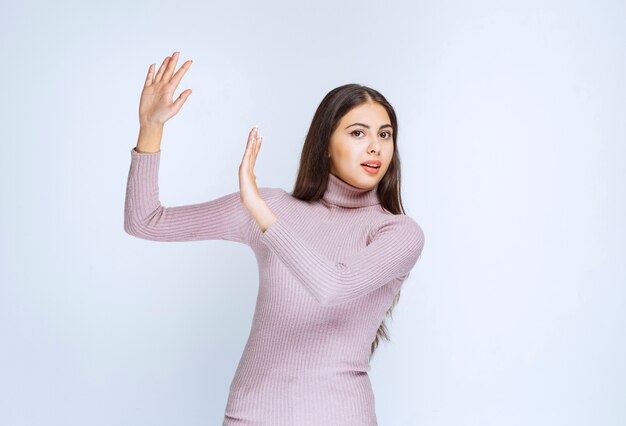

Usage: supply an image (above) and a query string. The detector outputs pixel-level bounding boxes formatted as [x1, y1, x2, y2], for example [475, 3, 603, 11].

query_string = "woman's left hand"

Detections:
[238, 125, 277, 232]
[239, 125, 263, 206]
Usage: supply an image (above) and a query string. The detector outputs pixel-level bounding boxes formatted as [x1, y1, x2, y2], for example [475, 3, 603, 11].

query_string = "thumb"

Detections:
[172, 89, 192, 112]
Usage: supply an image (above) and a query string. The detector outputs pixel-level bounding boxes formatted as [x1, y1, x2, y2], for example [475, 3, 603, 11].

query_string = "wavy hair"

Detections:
[290, 83, 408, 360]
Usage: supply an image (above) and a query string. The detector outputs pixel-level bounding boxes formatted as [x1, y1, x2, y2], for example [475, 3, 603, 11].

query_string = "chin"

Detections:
[336, 170, 382, 189]
[356, 176, 381, 190]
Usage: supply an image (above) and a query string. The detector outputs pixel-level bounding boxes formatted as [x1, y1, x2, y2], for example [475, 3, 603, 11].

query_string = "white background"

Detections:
[1, 1, 624, 425]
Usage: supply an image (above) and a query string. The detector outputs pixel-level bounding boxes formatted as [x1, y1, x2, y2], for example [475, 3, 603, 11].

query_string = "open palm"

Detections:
[139, 51, 193, 126]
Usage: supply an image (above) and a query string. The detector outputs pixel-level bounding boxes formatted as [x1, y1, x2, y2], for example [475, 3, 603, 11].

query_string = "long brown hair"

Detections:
[290, 83, 407, 360]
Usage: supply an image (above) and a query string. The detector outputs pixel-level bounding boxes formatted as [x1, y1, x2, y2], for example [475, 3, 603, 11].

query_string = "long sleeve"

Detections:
[124, 147, 280, 245]
[259, 214, 425, 306]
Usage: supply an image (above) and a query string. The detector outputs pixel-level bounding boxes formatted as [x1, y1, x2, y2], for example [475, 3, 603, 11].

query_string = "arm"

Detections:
[259, 214, 425, 306]
[124, 147, 280, 245]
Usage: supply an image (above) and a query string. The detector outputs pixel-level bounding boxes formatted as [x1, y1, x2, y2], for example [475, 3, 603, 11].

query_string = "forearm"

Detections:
[244, 197, 278, 233]
[258, 216, 425, 306]
[136, 124, 164, 153]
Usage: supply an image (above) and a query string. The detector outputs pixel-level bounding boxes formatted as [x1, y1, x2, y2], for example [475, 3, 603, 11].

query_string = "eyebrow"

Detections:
[345, 123, 393, 130]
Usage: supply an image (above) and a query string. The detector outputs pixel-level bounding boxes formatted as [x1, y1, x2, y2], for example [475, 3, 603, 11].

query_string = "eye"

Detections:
[380, 131, 393, 139]
[351, 130, 364, 137]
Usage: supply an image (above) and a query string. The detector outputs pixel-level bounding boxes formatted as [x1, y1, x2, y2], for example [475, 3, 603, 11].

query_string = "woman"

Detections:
[124, 51, 425, 425]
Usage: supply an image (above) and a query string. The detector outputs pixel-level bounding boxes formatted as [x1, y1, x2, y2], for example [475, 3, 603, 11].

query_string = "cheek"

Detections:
[384, 147, 394, 167]
[332, 144, 356, 161]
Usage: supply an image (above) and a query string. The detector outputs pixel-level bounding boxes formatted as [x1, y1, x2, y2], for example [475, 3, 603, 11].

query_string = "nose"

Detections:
[368, 138, 381, 154]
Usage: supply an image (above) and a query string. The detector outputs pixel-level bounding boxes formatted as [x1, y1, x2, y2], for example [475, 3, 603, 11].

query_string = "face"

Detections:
[327, 102, 394, 189]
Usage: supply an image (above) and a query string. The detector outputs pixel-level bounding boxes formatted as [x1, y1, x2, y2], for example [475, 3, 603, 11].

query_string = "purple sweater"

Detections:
[124, 147, 425, 425]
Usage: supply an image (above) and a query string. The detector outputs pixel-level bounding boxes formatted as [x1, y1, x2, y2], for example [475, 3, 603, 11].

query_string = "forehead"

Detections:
[341, 103, 390, 125]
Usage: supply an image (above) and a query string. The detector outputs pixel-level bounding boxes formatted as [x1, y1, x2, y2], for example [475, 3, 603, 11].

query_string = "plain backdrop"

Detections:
[1, 1, 624, 425]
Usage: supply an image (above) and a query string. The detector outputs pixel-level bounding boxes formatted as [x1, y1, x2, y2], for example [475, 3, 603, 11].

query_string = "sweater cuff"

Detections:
[131, 146, 161, 156]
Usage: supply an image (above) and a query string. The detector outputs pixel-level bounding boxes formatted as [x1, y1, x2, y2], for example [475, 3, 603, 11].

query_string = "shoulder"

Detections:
[374, 210, 423, 231]
[396, 214, 424, 238]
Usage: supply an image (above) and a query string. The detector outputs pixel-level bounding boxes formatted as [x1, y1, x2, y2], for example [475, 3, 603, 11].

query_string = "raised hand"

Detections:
[237, 125, 277, 233]
[239, 125, 263, 204]
[138, 51, 193, 127]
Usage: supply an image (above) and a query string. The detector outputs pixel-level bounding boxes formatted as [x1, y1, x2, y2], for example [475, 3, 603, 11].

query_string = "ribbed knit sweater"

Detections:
[124, 147, 425, 425]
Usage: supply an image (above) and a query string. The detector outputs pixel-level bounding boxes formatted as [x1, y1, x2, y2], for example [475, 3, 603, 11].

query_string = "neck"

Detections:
[321, 173, 380, 208]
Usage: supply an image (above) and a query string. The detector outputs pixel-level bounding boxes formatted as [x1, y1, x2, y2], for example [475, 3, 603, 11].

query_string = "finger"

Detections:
[245, 127, 257, 160]
[172, 89, 192, 112]
[249, 137, 260, 169]
[246, 130, 255, 155]
[163, 51, 180, 83]
[144, 63, 155, 88]
[242, 128, 255, 162]
[154, 56, 170, 83]
[247, 126, 257, 149]
[250, 126, 260, 161]
[256, 135, 263, 157]
[169, 59, 193, 90]
[253, 128, 261, 158]
[251, 135, 262, 166]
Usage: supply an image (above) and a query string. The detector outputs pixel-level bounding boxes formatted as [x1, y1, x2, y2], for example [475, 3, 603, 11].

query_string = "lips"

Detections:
[360, 160, 381, 167]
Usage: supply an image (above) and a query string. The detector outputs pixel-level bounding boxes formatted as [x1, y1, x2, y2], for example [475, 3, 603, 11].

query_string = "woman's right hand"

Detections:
[138, 51, 193, 127]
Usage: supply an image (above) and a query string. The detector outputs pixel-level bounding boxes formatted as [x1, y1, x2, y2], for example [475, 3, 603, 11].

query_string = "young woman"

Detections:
[124, 51, 425, 426]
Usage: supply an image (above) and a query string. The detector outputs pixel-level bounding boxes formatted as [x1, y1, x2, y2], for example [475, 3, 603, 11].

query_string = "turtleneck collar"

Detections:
[321, 173, 380, 208]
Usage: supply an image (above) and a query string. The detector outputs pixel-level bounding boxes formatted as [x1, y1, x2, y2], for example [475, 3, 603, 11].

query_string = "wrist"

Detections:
[139, 123, 164, 133]
[135, 147, 160, 154]
[136, 125, 163, 153]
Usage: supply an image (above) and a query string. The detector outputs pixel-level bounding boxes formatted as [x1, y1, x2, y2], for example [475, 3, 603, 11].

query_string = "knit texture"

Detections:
[124, 147, 425, 425]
